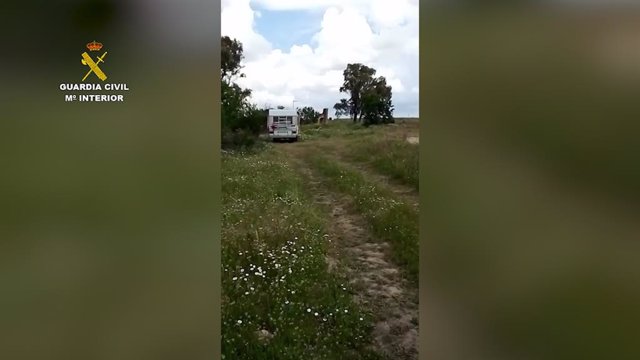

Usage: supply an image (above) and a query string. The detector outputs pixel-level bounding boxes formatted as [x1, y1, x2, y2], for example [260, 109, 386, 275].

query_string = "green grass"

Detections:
[300, 120, 375, 141]
[306, 154, 419, 283]
[346, 138, 419, 191]
[221, 151, 384, 360]
[299, 120, 419, 191]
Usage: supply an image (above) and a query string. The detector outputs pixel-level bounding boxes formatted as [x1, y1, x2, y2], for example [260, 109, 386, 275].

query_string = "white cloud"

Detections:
[221, 0, 271, 61]
[369, 0, 413, 28]
[221, 0, 419, 116]
[251, 0, 368, 11]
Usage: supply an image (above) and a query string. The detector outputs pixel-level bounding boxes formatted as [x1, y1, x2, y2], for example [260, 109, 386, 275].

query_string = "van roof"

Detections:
[268, 109, 298, 116]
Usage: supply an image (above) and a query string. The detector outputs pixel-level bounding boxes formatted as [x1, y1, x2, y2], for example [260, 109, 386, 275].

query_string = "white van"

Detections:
[267, 109, 299, 142]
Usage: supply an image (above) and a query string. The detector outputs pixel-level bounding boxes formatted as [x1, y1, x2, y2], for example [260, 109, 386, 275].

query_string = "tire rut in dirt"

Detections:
[289, 155, 418, 360]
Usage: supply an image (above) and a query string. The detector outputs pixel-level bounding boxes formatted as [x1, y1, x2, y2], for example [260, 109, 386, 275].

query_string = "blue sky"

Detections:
[221, 0, 419, 117]
[253, 9, 321, 50]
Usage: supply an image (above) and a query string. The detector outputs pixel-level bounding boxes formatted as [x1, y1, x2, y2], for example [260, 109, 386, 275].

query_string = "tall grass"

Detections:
[346, 138, 419, 191]
[300, 121, 375, 141]
[307, 154, 419, 283]
[222, 151, 383, 360]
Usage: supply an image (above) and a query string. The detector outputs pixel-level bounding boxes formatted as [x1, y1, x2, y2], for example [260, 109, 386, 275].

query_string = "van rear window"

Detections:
[273, 116, 293, 125]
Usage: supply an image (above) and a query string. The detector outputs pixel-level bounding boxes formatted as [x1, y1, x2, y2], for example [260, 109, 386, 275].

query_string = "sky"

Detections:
[221, 0, 419, 117]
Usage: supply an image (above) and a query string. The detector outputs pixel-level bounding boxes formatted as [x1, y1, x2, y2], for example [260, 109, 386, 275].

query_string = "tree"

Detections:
[333, 99, 351, 119]
[339, 63, 377, 122]
[336, 63, 394, 124]
[297, 106, 321, 124]
[361, 76, 394, 126]
[221, 36, 244, 83]
[221, 36, 264, 148]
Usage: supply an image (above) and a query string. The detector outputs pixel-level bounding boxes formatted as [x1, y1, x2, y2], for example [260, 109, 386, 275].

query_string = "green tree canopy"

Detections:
[221, 36, 244, 83]
[333, 99, 351, 118]
[361, 76, 394, 126]
[221, 36, 264, 148]
[297, 106, 321, 124]
[335, 63, 394, 125]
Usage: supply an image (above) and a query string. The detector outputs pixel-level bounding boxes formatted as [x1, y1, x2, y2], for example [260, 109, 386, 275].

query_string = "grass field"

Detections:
[222, 119, 419, 359]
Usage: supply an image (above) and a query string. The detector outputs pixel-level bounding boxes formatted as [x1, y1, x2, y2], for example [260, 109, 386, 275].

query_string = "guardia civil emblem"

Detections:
[81, 40, 108, 81]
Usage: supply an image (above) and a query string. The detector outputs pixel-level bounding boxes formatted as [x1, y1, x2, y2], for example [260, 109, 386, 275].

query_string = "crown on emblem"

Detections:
[87, 40, 103, 51]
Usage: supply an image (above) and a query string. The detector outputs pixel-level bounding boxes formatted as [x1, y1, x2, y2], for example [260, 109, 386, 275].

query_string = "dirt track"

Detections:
[275, 141, 419, 359]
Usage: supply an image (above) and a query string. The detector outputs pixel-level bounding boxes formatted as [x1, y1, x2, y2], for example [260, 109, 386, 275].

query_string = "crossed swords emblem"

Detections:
[81, 51, 108, 81]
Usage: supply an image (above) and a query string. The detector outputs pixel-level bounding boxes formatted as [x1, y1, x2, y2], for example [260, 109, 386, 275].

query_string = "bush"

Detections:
[221, 102, 267, 150]
[221, 36, 267, 150]
[222, 128, 257, 149]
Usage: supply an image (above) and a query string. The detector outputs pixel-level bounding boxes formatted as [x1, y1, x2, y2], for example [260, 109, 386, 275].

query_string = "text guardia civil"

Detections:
[59, 83, 130, 102]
